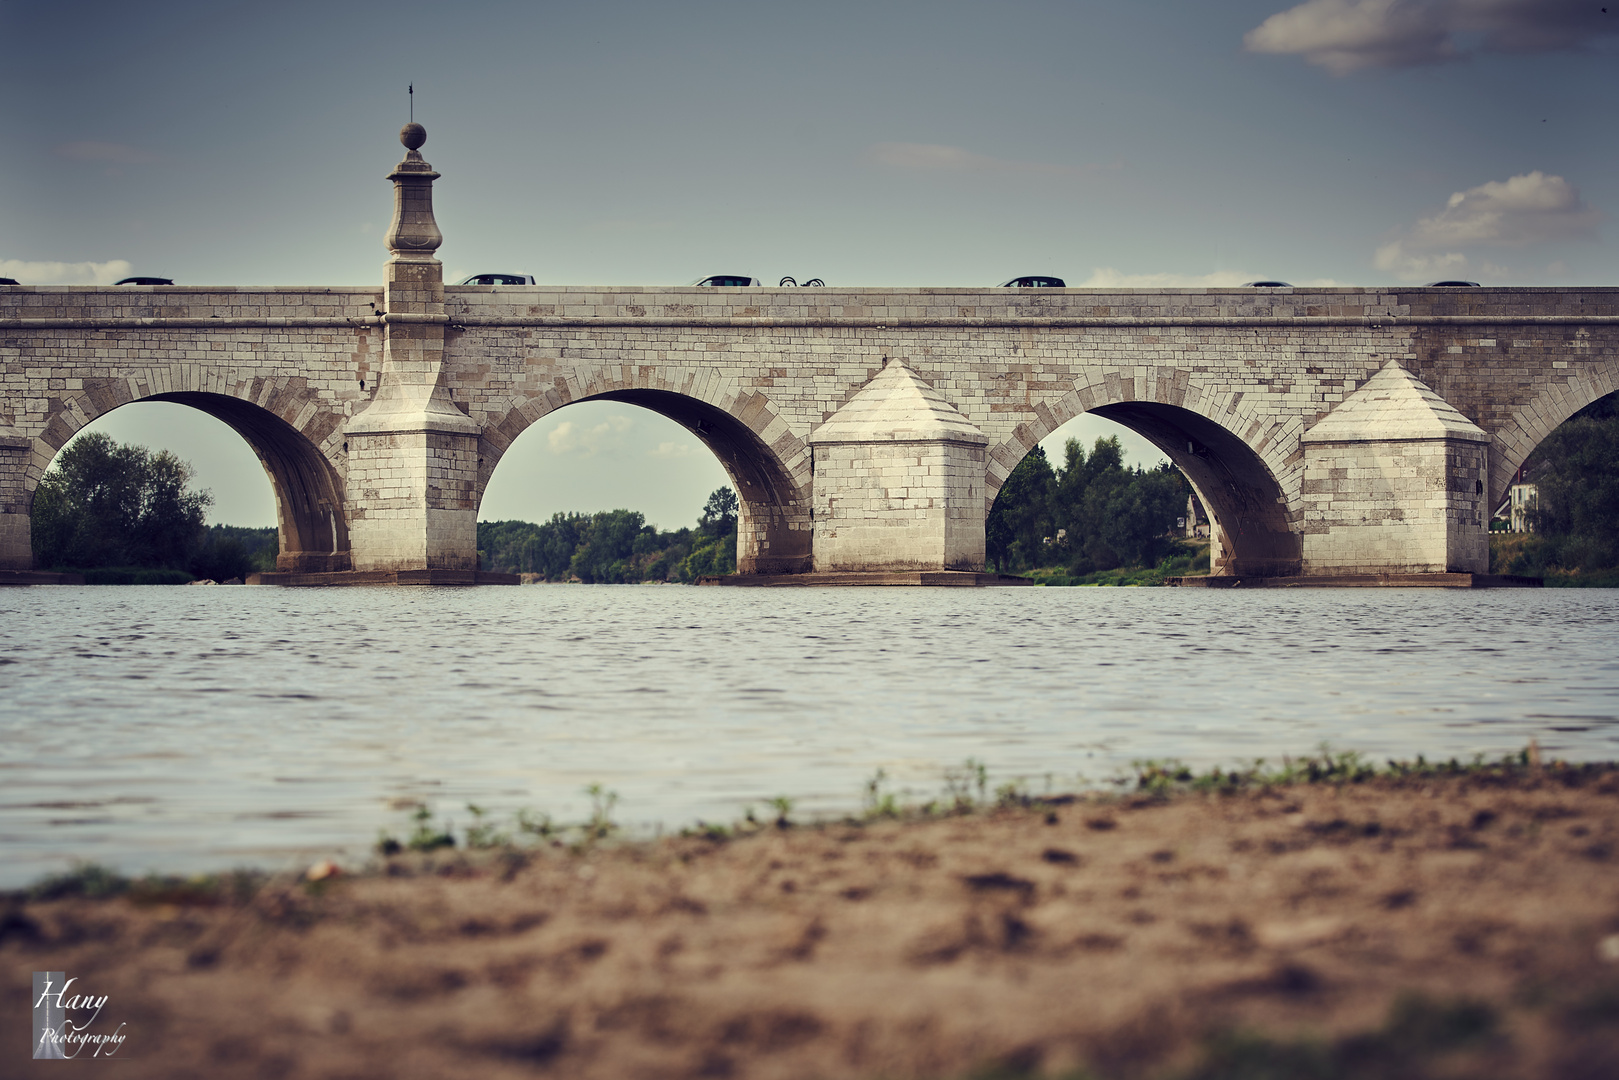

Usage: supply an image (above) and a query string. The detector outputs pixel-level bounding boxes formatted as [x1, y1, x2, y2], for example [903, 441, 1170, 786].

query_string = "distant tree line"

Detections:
[1502, 393, 1619, 582]
[31, 432, 276, 582]
[986, 436, 1193, 578]
[479, 487, 739, 582]
[31, 432, 741, 585]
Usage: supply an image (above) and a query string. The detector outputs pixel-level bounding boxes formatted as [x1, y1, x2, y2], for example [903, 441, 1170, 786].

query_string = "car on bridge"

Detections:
[1426, 280, 1480, 287]
[692, 275, 762, 286]
[0, 278, 18, 286]
[114, 277, 174, 285]
[999, 276, 1066, 287]
[457, 273, 535, 285]
[1243, 280, 1292, 287]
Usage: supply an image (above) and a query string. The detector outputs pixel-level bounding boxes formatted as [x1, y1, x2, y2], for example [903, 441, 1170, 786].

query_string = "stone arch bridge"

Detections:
[2, 128, 1615, 581]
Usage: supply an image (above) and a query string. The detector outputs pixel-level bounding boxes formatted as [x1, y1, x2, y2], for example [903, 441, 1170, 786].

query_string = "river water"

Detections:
[2, 585, 1616, 887]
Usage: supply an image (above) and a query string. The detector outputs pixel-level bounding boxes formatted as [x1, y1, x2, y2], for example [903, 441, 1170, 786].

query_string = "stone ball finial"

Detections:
[400, 123, 427, 151]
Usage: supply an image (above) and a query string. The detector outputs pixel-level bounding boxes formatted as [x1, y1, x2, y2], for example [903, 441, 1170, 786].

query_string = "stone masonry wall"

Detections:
[0, 286, 380, 569]
[1300, 438, 1490, 575]
[440, 285, 1615, 574]
[1407, 315, 1619, 509]
[2, 284, 1615, 575]
[812, 439, 987, 572]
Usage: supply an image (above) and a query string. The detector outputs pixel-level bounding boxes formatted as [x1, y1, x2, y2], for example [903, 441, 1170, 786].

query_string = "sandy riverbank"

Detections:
[5, 765, 1619, 1079]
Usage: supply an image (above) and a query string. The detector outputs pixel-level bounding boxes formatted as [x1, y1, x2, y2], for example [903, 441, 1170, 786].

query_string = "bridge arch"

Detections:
[476, 367, 813, 574]
[27, 378, 350, 572]
[1488, 354, 1619, 509]
[986, 372, 1305, 576]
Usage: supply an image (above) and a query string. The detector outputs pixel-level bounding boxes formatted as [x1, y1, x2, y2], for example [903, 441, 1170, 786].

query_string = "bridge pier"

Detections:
[0, 437, 33, 570]
[1299, 361, 1490, 575]
[809, 358, 988, 572]
[344, 122, 481, 574]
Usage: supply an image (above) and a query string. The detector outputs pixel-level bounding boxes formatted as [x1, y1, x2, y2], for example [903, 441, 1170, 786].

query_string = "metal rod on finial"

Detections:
[409, 83, 414, 123]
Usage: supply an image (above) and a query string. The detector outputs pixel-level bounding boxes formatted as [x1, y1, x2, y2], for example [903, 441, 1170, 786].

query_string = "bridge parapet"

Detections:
[0, 285, 382, 324]
[437, 283, 1619, 323]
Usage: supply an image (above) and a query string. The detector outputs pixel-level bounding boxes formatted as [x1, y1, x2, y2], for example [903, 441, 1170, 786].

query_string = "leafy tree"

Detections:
[1509, 401, 1619, 575]
[476, 488, 740, 582]
[1052, 439, 1187, 573]
[1529, 415, 1619, 541]
[570, 509, 654, 583]
[191, 525, 278, 581]
[987, 436, 1190, 576]
[31, 432, 211, 571]
[479, 514, 590, 578]
[985, 445, 1055, 572]
[699, 486, 739, 536]
[681, 532, 736, 579]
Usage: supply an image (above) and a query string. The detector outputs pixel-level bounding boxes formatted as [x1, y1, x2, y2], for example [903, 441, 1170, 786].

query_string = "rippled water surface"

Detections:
[2, 585, 1617, 886]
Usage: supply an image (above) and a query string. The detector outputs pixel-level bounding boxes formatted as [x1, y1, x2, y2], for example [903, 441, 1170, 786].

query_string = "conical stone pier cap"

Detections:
[809, 357, 987, 445]
[1302, 359, 1489, 444]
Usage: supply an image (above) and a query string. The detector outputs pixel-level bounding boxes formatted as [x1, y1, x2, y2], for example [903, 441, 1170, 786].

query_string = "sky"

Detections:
[4, 0, 1615, 529]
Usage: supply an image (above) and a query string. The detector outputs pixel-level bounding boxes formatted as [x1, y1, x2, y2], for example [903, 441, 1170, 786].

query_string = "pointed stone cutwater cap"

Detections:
[1303, 359, 1488, 444]
[810, 358, 988, 445]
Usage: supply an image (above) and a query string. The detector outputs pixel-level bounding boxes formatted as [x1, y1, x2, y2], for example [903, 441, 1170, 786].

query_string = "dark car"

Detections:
[1243, 280, 1292, 287]
[692, 275, 761, 286]
[0, 278, 19, 286]
[114, 276, 174, 285]
[457, 273, 535, 285]
[1426, 280, 1480, 287]
[999, 276, 1066, 288]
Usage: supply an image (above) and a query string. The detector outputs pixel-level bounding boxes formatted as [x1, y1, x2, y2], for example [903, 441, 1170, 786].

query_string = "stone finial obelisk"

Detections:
[384, 122, 442, 263]
[346, 118, 479, 575]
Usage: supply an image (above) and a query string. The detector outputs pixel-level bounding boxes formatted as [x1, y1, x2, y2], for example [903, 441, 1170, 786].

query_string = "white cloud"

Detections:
[1245, 0, 1616, 74]
[546, 414, 634, 456]
[648, 441, 700, 459]
[0, 259, 133, 284]
[54, 141, 158, 165]
[1375, 171, 1601, 281]
[1407, 171, 1601, 248]
[867, 142, 1107, 179]
[1372, 243, 1497, 280]
[1078, 268, 1343, 288]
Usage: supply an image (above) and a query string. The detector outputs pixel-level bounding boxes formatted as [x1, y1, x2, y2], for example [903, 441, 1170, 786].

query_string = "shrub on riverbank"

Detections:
[1023, 541, 1209, 586]
[13, 745, 1598, 904]
[1490, 533, 1619, 586]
